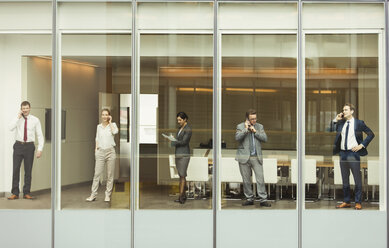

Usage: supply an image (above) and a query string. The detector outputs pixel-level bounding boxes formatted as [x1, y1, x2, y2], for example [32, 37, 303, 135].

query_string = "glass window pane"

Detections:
[59, 2, 132, 30]
[60, 34, 131, 209]
[221, 34, 297, 209]
[305, 33, 383, 210]
[0, 34, 52, 209]
[138, 34, 213, 209]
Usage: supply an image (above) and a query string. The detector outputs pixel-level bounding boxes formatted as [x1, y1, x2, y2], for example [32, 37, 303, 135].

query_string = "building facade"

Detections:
[0, 1, 387, 248]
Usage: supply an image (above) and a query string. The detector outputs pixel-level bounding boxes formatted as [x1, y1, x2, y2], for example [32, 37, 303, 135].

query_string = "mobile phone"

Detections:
[246, 118, 252, 127]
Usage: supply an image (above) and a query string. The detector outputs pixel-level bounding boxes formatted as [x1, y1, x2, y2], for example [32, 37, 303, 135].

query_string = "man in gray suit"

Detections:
[235, 109, 270, 207]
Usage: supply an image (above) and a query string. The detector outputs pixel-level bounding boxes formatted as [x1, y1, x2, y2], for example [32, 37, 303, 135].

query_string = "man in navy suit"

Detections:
[331, 103, 375, 210]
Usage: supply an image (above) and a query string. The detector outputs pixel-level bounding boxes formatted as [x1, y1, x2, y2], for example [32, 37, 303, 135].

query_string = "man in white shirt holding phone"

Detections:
[8, 101, 44, 200]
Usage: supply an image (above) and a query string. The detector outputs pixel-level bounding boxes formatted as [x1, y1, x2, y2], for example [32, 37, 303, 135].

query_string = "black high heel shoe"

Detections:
[174, 193, 184, 203]
[180, 193, 187, 204]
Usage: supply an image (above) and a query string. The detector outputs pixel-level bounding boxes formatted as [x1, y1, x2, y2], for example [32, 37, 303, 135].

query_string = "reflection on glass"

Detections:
[139, 34, 213, 209]
[61, 34, 131, 209]
[221, 34, 297, 209]
[0, 35, 52, 209]
[305, 34, 381, 210]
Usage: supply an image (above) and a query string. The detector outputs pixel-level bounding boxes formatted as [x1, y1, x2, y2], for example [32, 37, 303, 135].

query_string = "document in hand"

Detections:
[162, 133, 177, 142]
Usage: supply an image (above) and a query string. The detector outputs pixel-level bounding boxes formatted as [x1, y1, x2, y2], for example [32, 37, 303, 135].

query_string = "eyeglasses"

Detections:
[249, 118, 257, 121]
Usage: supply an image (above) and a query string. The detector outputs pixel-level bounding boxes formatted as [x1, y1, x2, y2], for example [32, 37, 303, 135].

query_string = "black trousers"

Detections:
[12, 142, 35, 195]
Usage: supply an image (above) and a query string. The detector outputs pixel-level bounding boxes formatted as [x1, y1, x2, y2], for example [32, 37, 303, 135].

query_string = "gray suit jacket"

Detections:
[235, 122, 267, 164]
[171, 124, 192, 158]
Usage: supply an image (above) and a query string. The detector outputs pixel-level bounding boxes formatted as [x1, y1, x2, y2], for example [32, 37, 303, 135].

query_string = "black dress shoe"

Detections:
[260, 201, 271, 207]
[242, 200, 254, 206]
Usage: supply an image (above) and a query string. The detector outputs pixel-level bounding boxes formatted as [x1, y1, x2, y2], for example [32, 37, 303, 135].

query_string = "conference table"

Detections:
[208, 158, 368, 200]
[276, 160, 367, 199]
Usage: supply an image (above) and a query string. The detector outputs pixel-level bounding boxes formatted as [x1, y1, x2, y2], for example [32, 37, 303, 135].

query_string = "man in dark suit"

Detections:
[331, 103, 375, 210]
[235, 109, 270, 207]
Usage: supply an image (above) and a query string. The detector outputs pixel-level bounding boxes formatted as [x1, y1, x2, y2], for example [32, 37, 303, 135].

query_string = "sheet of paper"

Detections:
[162, 133, 177, 142]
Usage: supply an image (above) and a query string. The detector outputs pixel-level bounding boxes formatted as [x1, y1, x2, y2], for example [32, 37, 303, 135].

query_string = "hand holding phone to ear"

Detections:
[245, 119, 250, 130]
[336, 112, 344, 121]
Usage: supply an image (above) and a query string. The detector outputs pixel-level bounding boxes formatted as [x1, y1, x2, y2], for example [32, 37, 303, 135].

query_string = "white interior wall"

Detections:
[0, 35, 51, 193]
[60, 61, 100, 186]
[62, 35, 131, 56]
[24, 57, 52, 191]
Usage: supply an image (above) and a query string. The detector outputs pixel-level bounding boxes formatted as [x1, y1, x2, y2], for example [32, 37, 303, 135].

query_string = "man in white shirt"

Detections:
[8, 101, 44, 200]
[331, 103, 375, 210]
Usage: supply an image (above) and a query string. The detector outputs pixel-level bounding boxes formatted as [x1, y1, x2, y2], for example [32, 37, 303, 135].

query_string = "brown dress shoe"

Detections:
[336, 202, 351, 209]
[23, 194, 34, 200]
[355, 203, 362, 210]
[7, 195, 19, 200]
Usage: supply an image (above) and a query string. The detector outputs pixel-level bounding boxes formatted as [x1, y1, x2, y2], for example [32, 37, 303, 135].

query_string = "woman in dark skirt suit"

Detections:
[171, 112, 192, 204]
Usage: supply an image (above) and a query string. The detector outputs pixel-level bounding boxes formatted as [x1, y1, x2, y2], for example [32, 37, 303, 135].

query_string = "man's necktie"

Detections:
[344, 121, 350, 150]
[251, 133, 255, 155]
[23, 117, 27, 142]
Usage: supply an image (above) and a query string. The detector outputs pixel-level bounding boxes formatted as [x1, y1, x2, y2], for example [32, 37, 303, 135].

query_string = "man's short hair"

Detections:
[21, 101, 31, 108]
[344, 103, 355, 112]
[245, 109, 256, 119]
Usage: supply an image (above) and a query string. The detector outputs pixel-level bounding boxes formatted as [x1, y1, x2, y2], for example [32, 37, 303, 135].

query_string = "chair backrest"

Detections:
[305, 155, 324, 162]
[186, 157, 209, 182]
[333, 159, 355, 185]
[265, 154, 288, 162]
[291, 159, 317, 184]
[367, 160, 380, 186]
[332, 156, 339, 162]
[169, 155, 179, 179]
[254, 158, 278, 184]
[220, 157, 242, 183]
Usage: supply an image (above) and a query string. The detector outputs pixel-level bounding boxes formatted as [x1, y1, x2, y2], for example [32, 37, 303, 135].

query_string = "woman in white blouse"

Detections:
[86, 109, 118, 202]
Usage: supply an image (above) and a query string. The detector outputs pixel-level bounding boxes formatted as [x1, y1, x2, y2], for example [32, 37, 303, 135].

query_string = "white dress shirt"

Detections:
[9, 114, 44, 151]
[340, 118, 359, 150]
[95, 122, 119, 149]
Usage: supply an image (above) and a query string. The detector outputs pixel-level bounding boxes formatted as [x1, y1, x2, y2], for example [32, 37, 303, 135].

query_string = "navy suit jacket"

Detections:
[331, 118, 375, 156]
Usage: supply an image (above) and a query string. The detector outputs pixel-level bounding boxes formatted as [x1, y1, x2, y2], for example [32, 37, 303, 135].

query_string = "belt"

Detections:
[15, 141, 34, 145]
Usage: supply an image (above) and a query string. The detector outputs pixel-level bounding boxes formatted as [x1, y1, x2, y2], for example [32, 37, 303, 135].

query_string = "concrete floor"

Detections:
[0, 183, 379, 210]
